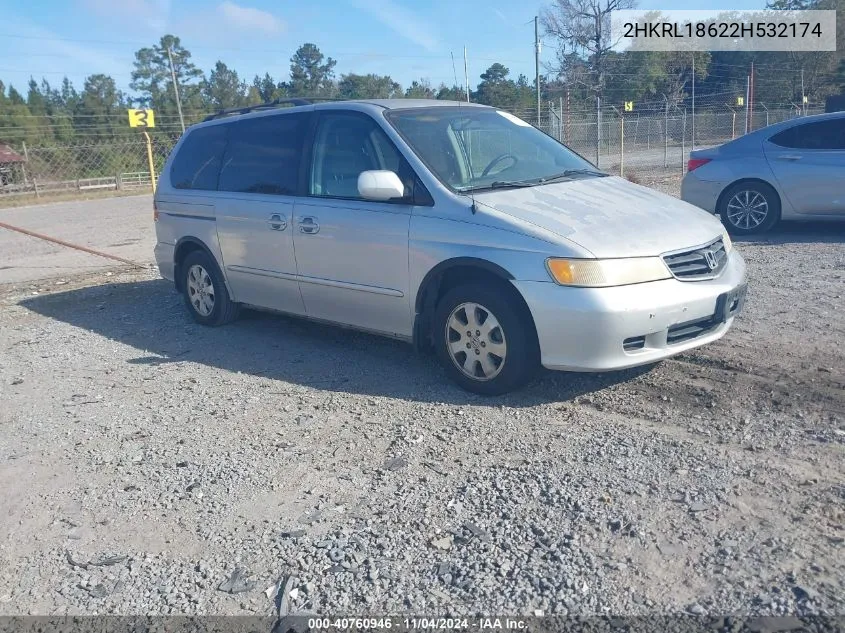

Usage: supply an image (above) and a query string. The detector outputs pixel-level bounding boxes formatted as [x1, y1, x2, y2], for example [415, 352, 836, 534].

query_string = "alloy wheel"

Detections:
[445, 302, 507, 381]
[726, 190, 769, 230]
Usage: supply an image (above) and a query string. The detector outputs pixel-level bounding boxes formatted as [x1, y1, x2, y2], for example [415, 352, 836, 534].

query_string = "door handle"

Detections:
[299, 216, 320, 234]
[778, 155, 802, 161]
[267, 214, 287, 231]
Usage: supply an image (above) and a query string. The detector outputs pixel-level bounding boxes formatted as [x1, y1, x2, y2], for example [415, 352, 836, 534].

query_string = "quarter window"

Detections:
[218, 113, 308, 195]
[170, 124, 227, 190]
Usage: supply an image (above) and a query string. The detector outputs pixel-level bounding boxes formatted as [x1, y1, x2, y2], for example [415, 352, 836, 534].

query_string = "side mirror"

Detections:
[358, 170, 405, 201]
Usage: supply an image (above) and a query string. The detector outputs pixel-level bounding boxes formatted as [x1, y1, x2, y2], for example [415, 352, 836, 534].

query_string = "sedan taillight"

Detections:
[687, 158, 712, 172]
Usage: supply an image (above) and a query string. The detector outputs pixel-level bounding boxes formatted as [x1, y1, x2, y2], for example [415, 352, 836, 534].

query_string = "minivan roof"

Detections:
[199, 98, 491, 125]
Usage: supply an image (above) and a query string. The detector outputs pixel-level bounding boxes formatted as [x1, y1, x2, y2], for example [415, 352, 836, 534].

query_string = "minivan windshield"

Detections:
[385, 107, 604, 193]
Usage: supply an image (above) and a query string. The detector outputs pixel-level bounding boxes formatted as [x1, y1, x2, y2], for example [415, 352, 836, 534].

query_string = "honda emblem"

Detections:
[704, 250, 718, 270]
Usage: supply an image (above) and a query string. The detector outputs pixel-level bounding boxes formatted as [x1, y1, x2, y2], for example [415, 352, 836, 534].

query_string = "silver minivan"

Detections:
[154, 99, 747, 395]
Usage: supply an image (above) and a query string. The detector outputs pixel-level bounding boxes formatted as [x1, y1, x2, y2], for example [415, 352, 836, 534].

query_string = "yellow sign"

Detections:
[624, 101, 634, 112]
[128, 108, 155, 128]
[736, 96, 744, 107]
[802, 95, 808, 104]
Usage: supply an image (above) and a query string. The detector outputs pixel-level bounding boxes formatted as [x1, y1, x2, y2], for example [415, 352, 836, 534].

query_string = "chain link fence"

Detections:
[0, 102, 824, 203]
[512, 96, 822, 191]
[0, 132, 179, 202]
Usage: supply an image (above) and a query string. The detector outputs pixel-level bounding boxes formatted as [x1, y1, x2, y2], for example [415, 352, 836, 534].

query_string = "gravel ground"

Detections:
[0, 219, 843, 619]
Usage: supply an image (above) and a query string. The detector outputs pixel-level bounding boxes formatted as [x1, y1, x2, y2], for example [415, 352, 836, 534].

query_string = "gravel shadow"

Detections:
[20, 278, 654, 407]
[733, 220, 845, 245]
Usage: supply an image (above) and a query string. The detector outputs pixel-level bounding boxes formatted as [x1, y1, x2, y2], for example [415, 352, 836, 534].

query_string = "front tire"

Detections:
[719, 181, 780, 235]
[181, 250, 240, 326]
[433, 283, 539, 395]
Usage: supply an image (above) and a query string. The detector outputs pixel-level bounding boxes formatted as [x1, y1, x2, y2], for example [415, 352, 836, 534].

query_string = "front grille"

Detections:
[662, 238, 727, 280]
[667, 315, 720, 344]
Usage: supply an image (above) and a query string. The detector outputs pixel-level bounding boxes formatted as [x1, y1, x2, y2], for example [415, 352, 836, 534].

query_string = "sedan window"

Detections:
[769, 118, 845, 150]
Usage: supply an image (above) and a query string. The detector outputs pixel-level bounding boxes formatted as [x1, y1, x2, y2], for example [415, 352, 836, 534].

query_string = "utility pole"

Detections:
[167, 46, 186, 134]
[463, 47, 470, 102]
[535, 16, 541, 127]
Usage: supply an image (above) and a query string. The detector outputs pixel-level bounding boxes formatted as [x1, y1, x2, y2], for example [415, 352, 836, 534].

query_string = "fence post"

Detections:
[116, 173, 123, 190]
[595, 96, 602, 168]
[663, 96, 669, 169]
[143, 131, 157, 194]
[33, 177, 39, 199]
[681, 108, 687, 175]
[559, 97, 563, 141]
[620, 114, 624, 177]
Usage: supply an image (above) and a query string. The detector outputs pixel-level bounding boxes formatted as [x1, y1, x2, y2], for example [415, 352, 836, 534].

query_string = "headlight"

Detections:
[721, 230, 733, 254]
[546, 257, 672, 287]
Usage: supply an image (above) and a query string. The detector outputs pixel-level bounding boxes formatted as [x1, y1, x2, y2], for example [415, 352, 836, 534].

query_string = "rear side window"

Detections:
[769, 118, 845, 150]
[218, 113, 308, 195]
[170, 125, 227, 190]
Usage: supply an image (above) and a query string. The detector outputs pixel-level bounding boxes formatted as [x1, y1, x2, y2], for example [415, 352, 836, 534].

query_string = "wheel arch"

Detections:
[173, 237, 222, 292]
[716, 177, 783, 220]
[412, 257, 537, 352]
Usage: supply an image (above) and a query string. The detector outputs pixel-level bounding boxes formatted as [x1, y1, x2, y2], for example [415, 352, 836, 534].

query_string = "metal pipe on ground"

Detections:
[0, 220, 147, 269]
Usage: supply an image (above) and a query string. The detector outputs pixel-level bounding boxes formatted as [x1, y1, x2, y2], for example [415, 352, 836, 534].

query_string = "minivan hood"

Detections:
[473, 176, 724, 258]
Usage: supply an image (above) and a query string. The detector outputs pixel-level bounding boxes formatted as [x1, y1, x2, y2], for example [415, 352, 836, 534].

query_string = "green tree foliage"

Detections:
[435, 84, 466, 100]
[474, 63, 519, 107]
[131, 35, 204, 119]
[76, 74, 128, 138]
[203, 61, 247, 110]
[251, 73, 289, 102]
[405, 79, 436, 99]
[289, 43, 337, 97]
[338, 73, 401, 99]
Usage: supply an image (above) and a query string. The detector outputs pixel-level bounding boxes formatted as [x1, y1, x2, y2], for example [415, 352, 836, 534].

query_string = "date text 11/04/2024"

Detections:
[622, 21, 823, 39]
[306, 617, 528, 630]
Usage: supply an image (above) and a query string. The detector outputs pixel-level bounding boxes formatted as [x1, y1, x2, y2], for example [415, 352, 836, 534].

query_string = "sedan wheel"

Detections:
[446, 302, 507, 381]
[726, 190, 768, 231]
[719, 181, 780, 235]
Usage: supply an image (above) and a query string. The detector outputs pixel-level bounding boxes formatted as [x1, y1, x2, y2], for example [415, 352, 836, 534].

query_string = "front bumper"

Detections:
[513, 250, 747, 372]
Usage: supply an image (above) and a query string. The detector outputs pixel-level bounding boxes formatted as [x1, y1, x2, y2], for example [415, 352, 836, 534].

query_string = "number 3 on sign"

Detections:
[128, 109, 156, 128]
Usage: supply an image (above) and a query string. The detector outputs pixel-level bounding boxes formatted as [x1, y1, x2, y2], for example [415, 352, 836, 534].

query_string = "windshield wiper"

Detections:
[541, 169, 608, 182]
[488, 169, 608, 189]
[462, 168, 609, 193]
[488, 180, 536, 189]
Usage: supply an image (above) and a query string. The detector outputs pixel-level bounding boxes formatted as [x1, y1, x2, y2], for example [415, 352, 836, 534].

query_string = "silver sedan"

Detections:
[681, 111, 845, 234]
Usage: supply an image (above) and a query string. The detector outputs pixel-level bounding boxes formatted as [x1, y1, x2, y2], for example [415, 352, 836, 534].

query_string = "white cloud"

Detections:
[217, 1, 286, 35]
[349, 0, 441, 52]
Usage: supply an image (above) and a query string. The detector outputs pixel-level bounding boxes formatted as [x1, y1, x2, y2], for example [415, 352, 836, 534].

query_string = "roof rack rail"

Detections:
[202, 98, 314, 122]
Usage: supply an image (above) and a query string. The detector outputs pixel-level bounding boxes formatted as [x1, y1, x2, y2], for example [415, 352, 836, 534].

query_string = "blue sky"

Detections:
[0, 0, 766, 97]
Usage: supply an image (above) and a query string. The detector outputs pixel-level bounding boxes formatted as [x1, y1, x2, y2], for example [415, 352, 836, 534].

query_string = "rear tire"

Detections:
[433, 283, 539, 395]
[181, 250, 240, 326]
[718, 181, 780, 235]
